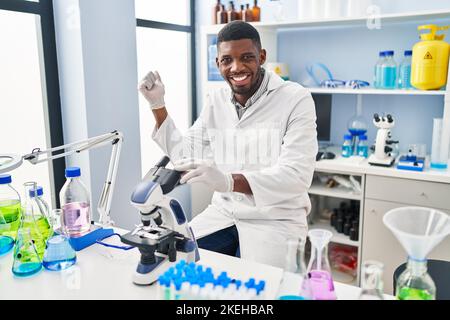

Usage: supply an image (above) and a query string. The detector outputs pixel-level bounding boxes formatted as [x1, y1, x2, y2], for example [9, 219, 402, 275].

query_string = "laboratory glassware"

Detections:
[217, 4, 228, 24]
[398, 50, 413, 89]
[244, 3, 253, 22]
[357, 135, 369, 158]
[383, 207, 450, 300]
[374, 51, 386, 89]
[43, 209, 77, 271]
[284, 238, 312, 299]
[208, 37, 222, 81]
[358, 261, 384, 300]
[0, 214, 14, 256]
[307, 229, 337, 300]
[252, 0, 261, 22]
[29, 186, 52, 237]
[11, 228, 42, 277]
[430, 118, 448, 170]
[348, 94, 368, 153]
[212, 0, 222, 24]
[59, 167, 92, 236]
[342, 134, 353, 158]
[227, 1, 238, 22]
[411, 25, 450, 90]
[0, 174, 21, 241]
[380, 51, 397, 89]
[19, 181, 52, 259]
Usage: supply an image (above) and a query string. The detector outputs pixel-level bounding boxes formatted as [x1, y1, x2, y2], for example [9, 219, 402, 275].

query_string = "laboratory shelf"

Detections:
[308, 183, 361, 201]
[309, 220, 360, 248]
[202, 9, 450, 34]
[308, 88, 446, 96]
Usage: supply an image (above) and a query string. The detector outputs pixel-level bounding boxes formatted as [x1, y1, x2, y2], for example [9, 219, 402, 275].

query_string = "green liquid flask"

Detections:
[0, 174, 21, 241]
[396, 258, 435, 300]
[12, 228, 42, 277]
[19, 182, 52, 259]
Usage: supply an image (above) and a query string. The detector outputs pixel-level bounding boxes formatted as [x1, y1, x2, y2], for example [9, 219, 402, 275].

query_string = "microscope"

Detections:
[368, 113, 399, 167]
[120, 156, 199, 285]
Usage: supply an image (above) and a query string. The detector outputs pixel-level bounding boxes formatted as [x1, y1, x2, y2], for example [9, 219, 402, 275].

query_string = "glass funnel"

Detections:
[42, 209, 77, 271]
[19, 182, 52, 259]
[12, 228, 42, 277]
[307, 229, 336, 300]
[358, 261, 384, 300]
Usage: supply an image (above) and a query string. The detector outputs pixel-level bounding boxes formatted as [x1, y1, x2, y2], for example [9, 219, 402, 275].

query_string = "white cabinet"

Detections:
[362, 176, 450, 294]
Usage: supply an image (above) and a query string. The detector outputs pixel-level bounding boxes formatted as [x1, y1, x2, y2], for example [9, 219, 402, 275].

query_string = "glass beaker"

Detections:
[358, 261, 384, 300]
[284, 238, 313, 299]
[12, 228, 42, 277]
[19, 182, 52, 259]
[396, 258, 435, 300]
[42, 209, 77, 271]
[307, 229, 336, 300]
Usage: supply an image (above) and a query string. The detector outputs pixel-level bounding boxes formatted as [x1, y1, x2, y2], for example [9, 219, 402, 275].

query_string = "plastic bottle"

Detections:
[0, 174, 21, 241]
[398, 50, 413, 89]
[374, 51, 386, 89]
[208, 37, 222, 81]
[59, 167, 91, 236]
[357, 135, 369, 158]
[342, 134, 353, 158]
[381, 51, 397, 89]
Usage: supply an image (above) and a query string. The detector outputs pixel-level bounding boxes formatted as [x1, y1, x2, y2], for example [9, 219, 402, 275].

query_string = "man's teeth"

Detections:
[232, 75, 248, 81]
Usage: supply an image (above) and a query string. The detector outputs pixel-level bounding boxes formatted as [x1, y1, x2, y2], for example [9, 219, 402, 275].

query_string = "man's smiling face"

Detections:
[216, 39, 266, 96]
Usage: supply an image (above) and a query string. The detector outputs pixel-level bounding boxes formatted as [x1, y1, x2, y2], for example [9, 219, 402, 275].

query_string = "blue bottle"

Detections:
[374, 51, 386, 89]
[398, 50, 413, 89]
[342, 134, 353, 158]
[381, 51, 397, 89]
[208, 37, 222, 81]
[357, 135, 369, 158]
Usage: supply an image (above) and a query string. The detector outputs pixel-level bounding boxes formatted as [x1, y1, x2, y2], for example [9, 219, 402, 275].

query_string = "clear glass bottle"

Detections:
[398, 50, 413, 89]
[342, 134, 353, 158]
[59, 167, 92, 236]
[396, 258, 436, 300]
[358, 261, 384, 300]
[19, 182, 52, 259]
[374, 51, 386, 89]
[381, 50, 397, 89]
[307, 229, 336, 300]
[0, 174, 21, 241]
[12, 228, 42, 277]
[357, 135, 369, 158]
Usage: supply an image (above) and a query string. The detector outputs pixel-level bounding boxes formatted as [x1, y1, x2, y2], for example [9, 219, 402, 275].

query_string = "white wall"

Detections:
[53, 0, 142, 229]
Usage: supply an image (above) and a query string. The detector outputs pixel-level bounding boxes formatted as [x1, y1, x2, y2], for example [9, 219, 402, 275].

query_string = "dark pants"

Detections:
[196, 225, 240, 258]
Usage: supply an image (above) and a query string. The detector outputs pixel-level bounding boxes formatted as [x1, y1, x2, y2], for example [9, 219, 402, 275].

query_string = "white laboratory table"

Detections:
[0, 228, 384, 300]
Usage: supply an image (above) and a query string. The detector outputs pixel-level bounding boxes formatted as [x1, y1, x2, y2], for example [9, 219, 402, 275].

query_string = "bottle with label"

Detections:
[357, 135, 369, 158]
[342, 134, 353, 158]
[252, 0, 261, 22]
[217, 4, 228, 24]
[398, 50, 413, 89]
[59, 167, 91, 236]
[227, 1, 238, 22]
[381, 50, 397, 89]
[212, 0, 222, 24]
[0, 174, 21, 242]
[374, 51, 386, 89]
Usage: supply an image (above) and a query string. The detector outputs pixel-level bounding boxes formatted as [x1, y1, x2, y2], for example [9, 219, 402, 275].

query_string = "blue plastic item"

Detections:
[65, 167, 81, 178]
[57, 225, 114, 251]
[357, 135, 369, 158]
[397, 155, 425, 172]
[342, 134, 353, 158]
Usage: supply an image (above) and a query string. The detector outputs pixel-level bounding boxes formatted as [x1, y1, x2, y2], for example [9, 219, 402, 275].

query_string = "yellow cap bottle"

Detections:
[411, 25, 450, 90]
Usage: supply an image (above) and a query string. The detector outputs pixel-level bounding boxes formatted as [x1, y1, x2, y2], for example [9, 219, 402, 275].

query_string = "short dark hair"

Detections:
[217, 21, 261, 50]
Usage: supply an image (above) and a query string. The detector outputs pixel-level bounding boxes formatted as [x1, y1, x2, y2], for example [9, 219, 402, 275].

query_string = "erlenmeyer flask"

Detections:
[0, 213, 14, 256]
[12, 228, 42, 277]
[307, 229, 337, 300]
[43, 209, 76, 271]
[358, 261, 384, 300]
[19, 182, 52, 259]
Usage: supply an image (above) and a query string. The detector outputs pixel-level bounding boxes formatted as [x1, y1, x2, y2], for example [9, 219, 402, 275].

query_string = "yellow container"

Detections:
[411, 25, 450, 90]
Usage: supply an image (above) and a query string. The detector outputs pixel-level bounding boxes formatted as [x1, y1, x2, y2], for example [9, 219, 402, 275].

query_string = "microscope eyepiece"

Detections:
[386, 114, 393, 123]
[374, 113, 380, 122]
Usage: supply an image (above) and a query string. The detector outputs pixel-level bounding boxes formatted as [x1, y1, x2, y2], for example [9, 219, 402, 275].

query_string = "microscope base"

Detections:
[368, 154, 395, 167]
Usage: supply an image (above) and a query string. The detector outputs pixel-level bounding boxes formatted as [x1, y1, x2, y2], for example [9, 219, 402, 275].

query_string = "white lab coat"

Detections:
[152, 71, 318, 268]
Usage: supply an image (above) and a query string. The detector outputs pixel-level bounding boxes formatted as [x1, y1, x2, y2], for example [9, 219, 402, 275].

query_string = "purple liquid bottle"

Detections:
[59, 167, 91, 236]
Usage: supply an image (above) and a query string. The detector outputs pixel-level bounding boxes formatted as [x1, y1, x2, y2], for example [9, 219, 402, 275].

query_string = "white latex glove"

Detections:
[174, 158, 233, 193]
[138, 70, 166, 109]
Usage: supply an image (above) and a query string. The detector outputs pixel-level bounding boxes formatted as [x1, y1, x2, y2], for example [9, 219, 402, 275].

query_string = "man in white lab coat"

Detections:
[138, 21, 318, 269]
